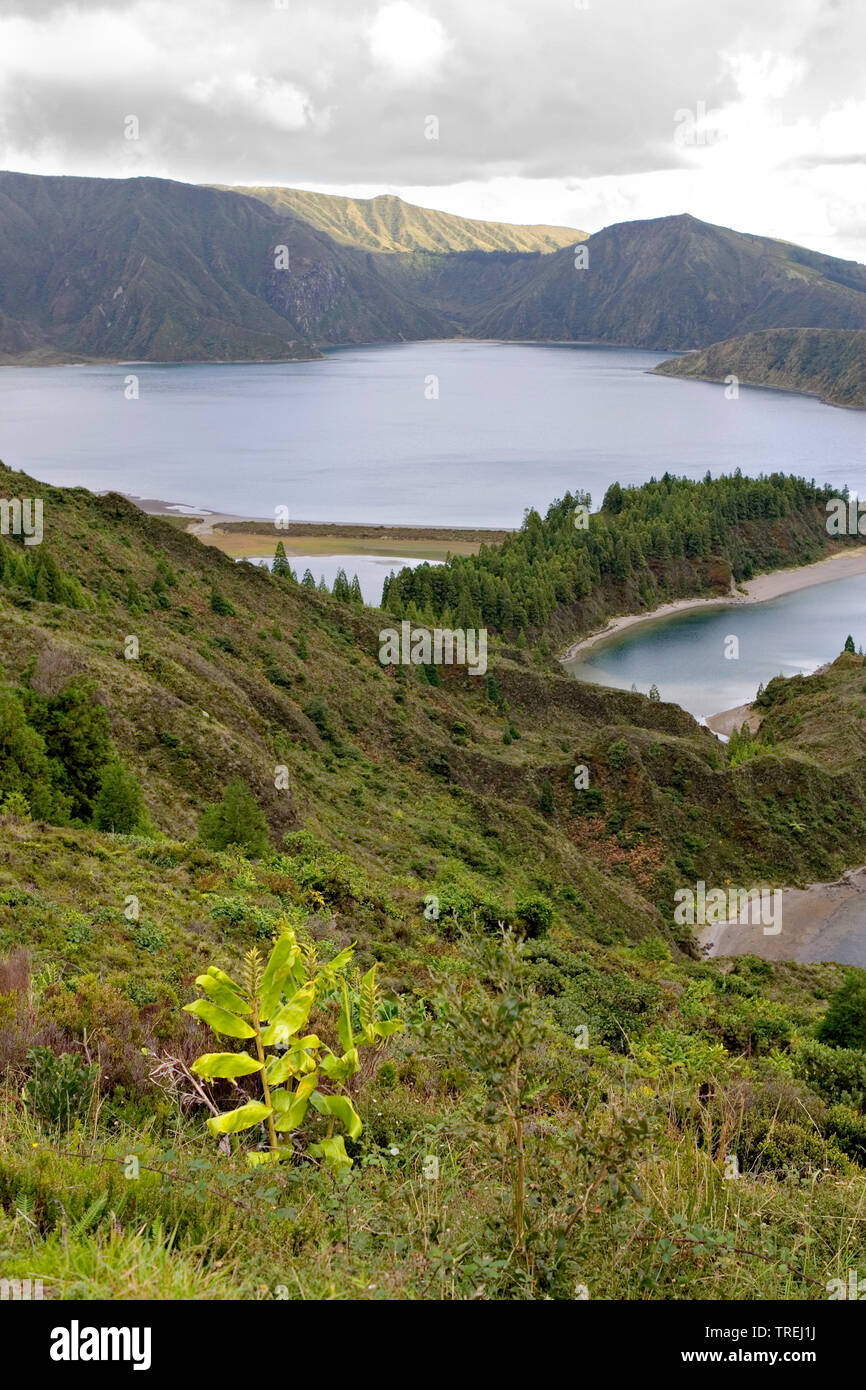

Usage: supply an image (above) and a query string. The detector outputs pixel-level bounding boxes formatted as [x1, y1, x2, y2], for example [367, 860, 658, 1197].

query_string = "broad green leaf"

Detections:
[311, 1090, 362, 1140]
[287, 1035, 322, 1073]
[259, 931, 303, 1020]
[320, 1048, 359, 1083]
[319, 944, 355, 979]
[247, 1146, 293, 1168]
[195, 974, 251, 1015]
[270, 1073, 318, 1132]
[191, 1052, 262, 1081]
[309, 1134, 352, 1172]
[336, 979, 354, 1056]
[206, 1100, 272, 1135]
[208, 965, 244, 992]
[264, 1053, 296, 1086]
[184, 998, 256, 1039]
[260, 983, 316, 1046]
[374, 1018, 404, 1039]
[265, 1037, 322, 1085]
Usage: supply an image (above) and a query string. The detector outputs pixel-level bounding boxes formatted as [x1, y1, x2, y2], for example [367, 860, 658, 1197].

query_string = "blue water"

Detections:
[1, 342, 865, 526]
[565, 573, 866, 718]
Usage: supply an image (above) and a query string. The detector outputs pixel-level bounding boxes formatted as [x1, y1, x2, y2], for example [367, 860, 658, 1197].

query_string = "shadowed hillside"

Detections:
[654, 327, 866, 408]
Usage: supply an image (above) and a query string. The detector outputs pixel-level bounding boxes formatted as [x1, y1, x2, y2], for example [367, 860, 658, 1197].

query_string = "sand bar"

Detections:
[699, 868, 866, 967]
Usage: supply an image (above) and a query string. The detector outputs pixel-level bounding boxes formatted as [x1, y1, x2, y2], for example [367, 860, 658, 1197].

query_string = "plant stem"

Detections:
[252, 1002, 278, 1154]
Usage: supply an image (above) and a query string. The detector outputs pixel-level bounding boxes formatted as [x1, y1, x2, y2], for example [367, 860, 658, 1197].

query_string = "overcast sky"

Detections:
[1, 0, 865, 259]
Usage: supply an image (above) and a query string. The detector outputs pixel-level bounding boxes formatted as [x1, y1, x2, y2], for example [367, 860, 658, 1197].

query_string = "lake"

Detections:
[247, 552, 436, 606]
[564, 573, 866, 719]
[2, 342, 866, 526]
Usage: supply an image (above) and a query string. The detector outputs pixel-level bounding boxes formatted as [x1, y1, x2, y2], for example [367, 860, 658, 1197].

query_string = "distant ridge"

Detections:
[222, 185, 586, 255]
[3, 174, 866, 362]
[653, 327, 866, 408]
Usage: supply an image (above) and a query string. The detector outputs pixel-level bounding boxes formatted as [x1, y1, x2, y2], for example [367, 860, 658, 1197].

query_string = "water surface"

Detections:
[565, 573, 866, 718]
[2, 342, 865, 525]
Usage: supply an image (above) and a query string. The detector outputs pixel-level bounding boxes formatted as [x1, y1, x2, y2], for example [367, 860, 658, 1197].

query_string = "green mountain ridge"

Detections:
[654, 327, 866, 408]
[222, 185, 586, 255]
[3, 175, 866, 361]
[471, 214, 866, 350]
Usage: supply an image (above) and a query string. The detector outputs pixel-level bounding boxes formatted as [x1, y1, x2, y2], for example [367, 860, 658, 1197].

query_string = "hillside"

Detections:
[5, 177, 866, 362]
[5, 462, 866, 1298]
[472, 214, 866, 350]
[653, 328, 866, 408]
[0, 172, 451, 364]
[226, 185, 585, 254]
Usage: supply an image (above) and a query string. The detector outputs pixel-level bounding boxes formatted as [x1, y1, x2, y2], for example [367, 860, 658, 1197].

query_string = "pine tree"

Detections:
[198, 777, 269, 856]
[349, 574, 363, 605]
[93, 761, 145, 834]
[844, 635, 856, 653]
[272, 541, 291, 578]
[332, 568, 351, 602]
[648, 683, 660, 701]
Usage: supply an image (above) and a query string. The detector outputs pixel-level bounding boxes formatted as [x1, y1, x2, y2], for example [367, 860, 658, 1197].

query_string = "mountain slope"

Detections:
[225, 185, 585, 254]
[4, 177, 866, 362]
[5, 462, 866, 1299]
[654, 327, 866, 407]
[0, 172, 452, 363]
[472, 214, 866, 350]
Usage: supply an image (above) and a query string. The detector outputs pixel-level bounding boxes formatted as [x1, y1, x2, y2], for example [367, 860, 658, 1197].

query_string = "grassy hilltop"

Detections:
[3, 464, 866, 1298]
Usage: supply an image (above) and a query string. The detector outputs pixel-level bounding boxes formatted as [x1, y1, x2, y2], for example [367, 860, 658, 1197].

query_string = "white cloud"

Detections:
[367, 3, 450, 81]
[0, 0, 864, 263]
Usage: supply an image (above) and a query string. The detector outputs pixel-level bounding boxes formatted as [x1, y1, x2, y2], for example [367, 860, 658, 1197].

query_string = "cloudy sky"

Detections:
[1, 0, 865, 259]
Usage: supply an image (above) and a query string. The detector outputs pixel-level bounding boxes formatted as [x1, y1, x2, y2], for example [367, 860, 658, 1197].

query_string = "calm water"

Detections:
[565, 574, 866, 719]
[247, 553, 435, 606]
[1, 343, 866, 525]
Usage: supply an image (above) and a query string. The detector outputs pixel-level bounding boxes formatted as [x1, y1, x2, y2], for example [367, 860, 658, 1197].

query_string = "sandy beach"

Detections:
[561, 545, 866, 662]
[699, 867, 866, 967]
[131, 498, 509, 562]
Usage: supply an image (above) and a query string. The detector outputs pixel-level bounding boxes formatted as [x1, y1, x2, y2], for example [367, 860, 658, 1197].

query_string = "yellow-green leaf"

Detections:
[336, 979, 354, 1056]
[260, 982, 316, 1046]
[311, 1090, 362, 1140]
[374, 1018, 403, 1039]
[191, 1052, 262, 1081]
[309, 1135, 352, 1171]
[195, 974, 251, 1015]
[184, 998, 256, 1039]
[270, 1073, 318, 1132]
[319, 944, 355, 979]
[259, 930, 304, 1020]
[247, 1147, 293, 1168]
[206, 1101, 272, 1135]
[319, 1048, 359, 1083]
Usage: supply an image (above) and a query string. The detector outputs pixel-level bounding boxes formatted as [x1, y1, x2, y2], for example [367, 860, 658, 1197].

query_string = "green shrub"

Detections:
[210, 589, 236, 617]
[817, 973, 866, 1050]
[93, 761, 145, 834]
[24, 1047, 98, 1129]
[825, 1104, 866, 1165]
[199, 778, 270, 857]
[514, 893, 554, 938]
[793, 1038, 866, 1108]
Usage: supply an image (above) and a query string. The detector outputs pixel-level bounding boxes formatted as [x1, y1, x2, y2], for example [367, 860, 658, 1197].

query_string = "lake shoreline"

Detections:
[698, 866, 866, 967]
[129, 498, 510, 561]
[561, 546, 866, 662]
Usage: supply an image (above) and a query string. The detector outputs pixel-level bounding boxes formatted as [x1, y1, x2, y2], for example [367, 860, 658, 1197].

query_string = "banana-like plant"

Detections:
[183, 928, 401, 1170]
